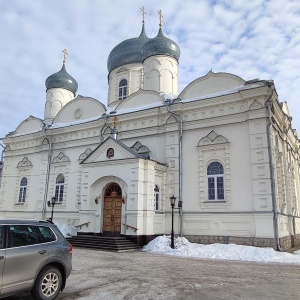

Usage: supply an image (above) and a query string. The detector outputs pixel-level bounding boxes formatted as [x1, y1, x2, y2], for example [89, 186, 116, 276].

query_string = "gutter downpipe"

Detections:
[0, 142, 4, 188]
[265, 87, 284, 251]
[100, 113, 108, 143]
[41, 124, 52, 220]
[166, 100, 183, 237]
[0, 142, 4, 160]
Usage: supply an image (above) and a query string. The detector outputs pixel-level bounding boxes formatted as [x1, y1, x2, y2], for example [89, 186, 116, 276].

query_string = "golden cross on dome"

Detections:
[113, 116, 118, 128]
[62, 48, 68, 64]
[141, 7, 146, 24]
[158, 9, 163, 27]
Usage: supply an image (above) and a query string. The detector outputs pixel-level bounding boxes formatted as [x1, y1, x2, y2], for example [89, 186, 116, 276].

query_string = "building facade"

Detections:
[0, 20, 300, 250]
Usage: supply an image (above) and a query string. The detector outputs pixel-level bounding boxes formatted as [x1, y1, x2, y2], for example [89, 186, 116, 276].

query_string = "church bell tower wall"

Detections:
[108, 63, 143, 106]
[143, 56, 178, 94]
[44, 88, 75, 121]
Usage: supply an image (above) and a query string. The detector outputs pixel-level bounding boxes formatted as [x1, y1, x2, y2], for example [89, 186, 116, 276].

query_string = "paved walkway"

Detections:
[61, 248, 300, 300]
[6, 247, 300, 300]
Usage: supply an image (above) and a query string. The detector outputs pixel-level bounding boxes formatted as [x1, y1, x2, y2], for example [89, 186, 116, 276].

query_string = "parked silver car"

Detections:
[0, 219, 72, 300]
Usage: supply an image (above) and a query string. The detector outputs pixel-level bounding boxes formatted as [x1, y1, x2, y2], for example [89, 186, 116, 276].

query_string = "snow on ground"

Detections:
[55, 223, 300, 265]
[55, 222, 78, 237]
[142, 235, 300, 265]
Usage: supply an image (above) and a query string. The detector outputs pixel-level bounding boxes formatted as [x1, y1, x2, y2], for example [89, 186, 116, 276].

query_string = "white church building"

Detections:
[0, 16, 300, 251]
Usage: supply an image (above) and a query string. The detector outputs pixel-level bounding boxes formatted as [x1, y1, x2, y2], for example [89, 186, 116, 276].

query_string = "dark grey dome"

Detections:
[141, 28, 180, 62]
[45, 64, 78, 94]
[107, 25, 150, 73]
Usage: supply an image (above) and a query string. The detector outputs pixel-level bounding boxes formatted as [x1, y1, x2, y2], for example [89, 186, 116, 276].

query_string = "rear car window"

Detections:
[0, 225, 4, 249]
[37, 226, 56, 243]
[9, 225, 39, 247]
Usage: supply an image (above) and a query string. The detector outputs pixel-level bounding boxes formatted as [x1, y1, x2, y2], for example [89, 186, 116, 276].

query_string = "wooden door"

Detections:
[103, 196, 122, 235]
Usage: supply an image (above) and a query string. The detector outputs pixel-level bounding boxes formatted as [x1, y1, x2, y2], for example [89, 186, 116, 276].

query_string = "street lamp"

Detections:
[170, 195, 177, 249]
[47, 196, 56, 223]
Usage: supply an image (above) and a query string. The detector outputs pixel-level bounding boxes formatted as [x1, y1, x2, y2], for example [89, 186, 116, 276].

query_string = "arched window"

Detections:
[18, 177, 27, 203]
[55, 174, 64, 202]
[207, 162, 224, 200]
[119, 79, 127, 100]
[105, 183, 122, 197]
[154, 185, 160, 211]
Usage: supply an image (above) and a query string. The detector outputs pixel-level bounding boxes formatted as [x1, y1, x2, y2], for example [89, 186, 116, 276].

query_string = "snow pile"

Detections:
[55, 222, 78, 237]
[143, 235, 300, 264]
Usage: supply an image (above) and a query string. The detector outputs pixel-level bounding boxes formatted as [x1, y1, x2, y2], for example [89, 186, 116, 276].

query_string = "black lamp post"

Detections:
[170, 195, 177, 249]
[47, 196, 56, 223]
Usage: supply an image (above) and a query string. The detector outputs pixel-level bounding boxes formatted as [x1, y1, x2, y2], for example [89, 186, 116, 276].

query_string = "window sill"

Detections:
[155, 211, 165, 214]
[204, 201, 226, 203]
[50, 202, 63, 206]
[14, 202, 25, 205]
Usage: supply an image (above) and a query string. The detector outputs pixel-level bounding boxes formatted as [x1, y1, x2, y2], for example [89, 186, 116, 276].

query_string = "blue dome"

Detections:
[45, 64, 78, 94]
[141, 28, 180, 62]
[107, 25, 150, 73]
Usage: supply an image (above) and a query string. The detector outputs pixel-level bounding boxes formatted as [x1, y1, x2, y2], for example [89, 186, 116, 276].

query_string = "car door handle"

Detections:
[0, 256, 4, 260]
[38, 250, 47, 255]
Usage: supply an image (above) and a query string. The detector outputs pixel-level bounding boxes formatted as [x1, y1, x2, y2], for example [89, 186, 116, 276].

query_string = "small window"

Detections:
[107, 148, 114, 158]
[119, 79, 127, 100]
[55, 174, 64, 203]
[18, 177, 27, 203]
[154, 185, 160, 211]
[207, 162, 224, 200]
[38, 226, 56, 243]
[9, 225, 39, 248]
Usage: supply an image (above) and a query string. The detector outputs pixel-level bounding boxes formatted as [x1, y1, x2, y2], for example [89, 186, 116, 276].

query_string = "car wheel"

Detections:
[31, 266, 62, 300]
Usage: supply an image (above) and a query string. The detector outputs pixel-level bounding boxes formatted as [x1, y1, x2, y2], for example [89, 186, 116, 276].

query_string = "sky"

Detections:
[57, 223, 300, 265]
[0, 0, 300, 140]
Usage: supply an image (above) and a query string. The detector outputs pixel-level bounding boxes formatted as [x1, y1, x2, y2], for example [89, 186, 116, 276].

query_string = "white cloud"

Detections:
[0, 0, 300, 139]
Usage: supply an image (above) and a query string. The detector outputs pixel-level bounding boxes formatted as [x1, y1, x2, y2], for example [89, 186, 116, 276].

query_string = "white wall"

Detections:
[108, 63, 143, 106]
[143, 56, 178, 94]
[45, 88, 75, 121]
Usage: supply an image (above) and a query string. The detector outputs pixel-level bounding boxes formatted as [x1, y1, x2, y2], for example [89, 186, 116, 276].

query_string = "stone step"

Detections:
[66, 235, 142, 252]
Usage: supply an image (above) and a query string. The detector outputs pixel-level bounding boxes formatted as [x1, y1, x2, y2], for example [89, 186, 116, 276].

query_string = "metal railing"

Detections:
[75, 222, 91, 229]
[122, 223, 138, 232]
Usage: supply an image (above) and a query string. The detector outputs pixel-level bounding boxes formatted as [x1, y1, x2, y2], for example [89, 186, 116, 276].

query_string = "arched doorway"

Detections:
[103, 183, 122, 236]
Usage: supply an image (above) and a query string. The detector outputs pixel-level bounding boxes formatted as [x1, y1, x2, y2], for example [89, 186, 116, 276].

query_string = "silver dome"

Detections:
[107, 25, 150, 73]
[141, 28, 180, 62]
[45, 64, 78, 94]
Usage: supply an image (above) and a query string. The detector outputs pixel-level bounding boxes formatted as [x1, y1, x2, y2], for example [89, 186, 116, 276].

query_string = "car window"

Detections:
[0, 225, 4, 249]
[9, 225, 39, 248]
[37, 226, 56, 243]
